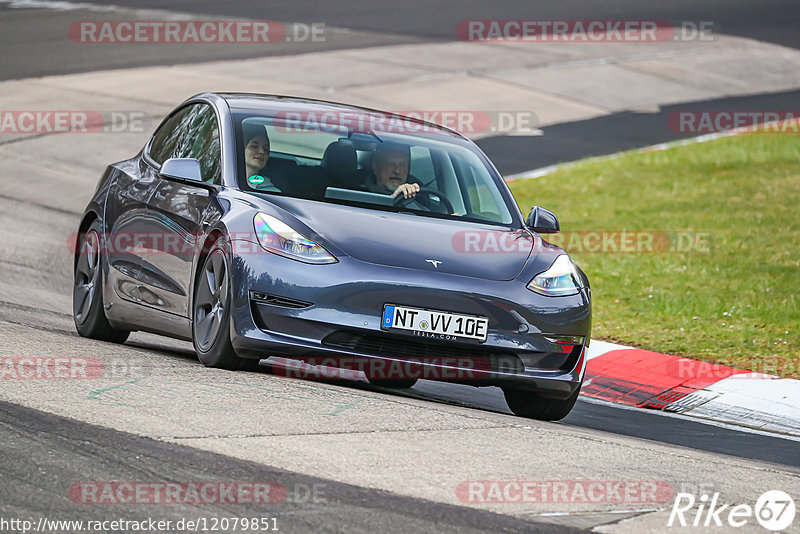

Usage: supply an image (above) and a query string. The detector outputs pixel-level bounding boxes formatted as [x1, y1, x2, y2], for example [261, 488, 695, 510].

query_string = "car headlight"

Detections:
[253, 213, 337, 264]
[527, 255, 583, 296]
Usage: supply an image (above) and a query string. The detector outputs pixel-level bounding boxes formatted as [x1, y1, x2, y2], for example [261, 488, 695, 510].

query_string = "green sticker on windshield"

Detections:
[248, 174, 266, 185]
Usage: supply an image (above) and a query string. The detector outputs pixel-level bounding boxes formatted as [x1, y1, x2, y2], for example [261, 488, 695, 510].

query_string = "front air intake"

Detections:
[249, 291, 312, 309]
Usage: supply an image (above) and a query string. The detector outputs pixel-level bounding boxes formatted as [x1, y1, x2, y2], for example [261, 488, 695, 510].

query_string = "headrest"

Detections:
[321, 139, 358, 186]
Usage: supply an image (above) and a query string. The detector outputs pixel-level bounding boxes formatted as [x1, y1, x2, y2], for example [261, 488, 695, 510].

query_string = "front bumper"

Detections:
[228, 243, 591, 399]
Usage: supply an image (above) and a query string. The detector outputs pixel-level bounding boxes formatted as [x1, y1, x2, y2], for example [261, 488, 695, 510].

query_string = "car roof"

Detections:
[202, 92, 468, 140]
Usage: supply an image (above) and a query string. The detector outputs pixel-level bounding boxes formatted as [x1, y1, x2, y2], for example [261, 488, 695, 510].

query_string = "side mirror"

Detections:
[526, 206, 560, 234]
[159, 158, 203, 183]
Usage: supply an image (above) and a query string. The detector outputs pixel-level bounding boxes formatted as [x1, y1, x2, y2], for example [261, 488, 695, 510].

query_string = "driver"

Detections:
[362, 143, 420, 199]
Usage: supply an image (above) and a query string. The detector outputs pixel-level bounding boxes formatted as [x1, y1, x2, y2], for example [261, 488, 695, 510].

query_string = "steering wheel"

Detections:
[393, 187, 454, 214]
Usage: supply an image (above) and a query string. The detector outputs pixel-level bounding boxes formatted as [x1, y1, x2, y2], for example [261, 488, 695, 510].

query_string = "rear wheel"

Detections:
[73, 220, 130, 343]
[502, 385, 580, 421]
[192, 239, 258, 371]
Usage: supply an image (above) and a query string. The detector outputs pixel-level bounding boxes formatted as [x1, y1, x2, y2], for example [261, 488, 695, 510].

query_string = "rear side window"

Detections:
[148, 103, 221, 184]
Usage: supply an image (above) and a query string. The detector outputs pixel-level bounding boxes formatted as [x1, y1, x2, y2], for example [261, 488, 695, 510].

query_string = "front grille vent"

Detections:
[249, 291, 312, 309]
[321, 331, 525, 373]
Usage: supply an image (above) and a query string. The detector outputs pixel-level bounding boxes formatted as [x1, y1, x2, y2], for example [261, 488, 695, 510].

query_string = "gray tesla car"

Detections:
[72, 93, 591, 420]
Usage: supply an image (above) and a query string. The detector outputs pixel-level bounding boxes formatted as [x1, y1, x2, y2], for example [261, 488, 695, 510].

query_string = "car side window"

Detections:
[148, 103, 222, 184]
[149, 105, 193, 165]
[182, 105, 221, 184]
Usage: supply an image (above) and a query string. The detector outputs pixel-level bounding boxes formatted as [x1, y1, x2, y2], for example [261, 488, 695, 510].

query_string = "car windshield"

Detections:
[233, 111, 516, 226]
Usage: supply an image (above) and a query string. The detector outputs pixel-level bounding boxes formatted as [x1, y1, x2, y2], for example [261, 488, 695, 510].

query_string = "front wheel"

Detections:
[192, 239, 258, 371]
[73, 220, 130, 343]
[502, 385, 580, 421]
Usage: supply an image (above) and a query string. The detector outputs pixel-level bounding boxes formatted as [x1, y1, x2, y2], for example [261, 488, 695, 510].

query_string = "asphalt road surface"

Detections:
[3, 0, 798, 173]
[0, 401, 571, 533]
[1, 0, 798, 81]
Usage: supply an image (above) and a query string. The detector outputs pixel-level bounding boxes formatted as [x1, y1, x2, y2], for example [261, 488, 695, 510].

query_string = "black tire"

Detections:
[192, 238, 259, 371]
[502, 385, 581, 421]
[73, 220, 130, 343]
[367, 378, 418, 388]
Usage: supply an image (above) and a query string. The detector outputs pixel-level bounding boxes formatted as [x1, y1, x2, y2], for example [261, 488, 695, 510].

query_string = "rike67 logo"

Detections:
[668, 490, 795, 531]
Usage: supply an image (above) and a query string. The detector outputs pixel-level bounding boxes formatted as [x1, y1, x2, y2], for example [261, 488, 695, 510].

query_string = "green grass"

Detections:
[508, 132, 800, 378]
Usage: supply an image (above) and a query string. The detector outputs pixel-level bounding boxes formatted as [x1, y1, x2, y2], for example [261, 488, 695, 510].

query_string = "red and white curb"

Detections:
[584, 340, 800, 437]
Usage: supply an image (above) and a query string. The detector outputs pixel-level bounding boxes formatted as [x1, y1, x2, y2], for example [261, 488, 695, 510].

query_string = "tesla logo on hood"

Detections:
[425, 259, 443, 268]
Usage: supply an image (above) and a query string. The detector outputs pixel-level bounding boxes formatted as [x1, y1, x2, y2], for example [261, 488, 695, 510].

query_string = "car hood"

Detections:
[267, 196, 534, 281]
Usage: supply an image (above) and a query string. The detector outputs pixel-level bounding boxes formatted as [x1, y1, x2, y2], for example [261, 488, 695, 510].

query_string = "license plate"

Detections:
[381, 304, 489, 342]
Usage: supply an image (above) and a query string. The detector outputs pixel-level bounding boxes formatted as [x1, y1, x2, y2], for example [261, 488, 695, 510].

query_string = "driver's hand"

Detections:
[392, 183, 420, 199]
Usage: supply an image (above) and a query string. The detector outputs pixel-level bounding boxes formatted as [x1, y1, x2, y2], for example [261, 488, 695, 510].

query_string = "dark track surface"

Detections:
[478, 88, 800, 174]
[67, 0, 800, 49]
[2, 1, 797, 174]
[1, 3, 798, 530]
[405, 381, 800, 468]
[2, 0, 799, 82]
[0, 400, 574, 534]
